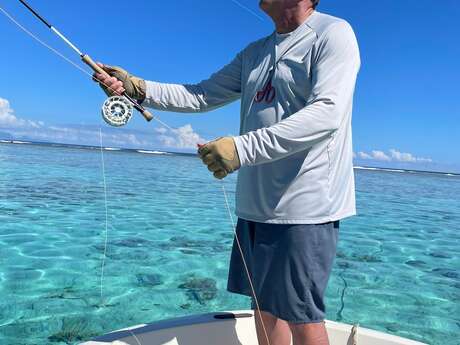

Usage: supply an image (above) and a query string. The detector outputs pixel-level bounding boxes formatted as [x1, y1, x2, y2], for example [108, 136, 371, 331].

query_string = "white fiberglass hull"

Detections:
[81, 310, 426, 345]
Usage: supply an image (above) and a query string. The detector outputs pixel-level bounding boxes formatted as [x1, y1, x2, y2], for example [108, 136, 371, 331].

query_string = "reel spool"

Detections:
[101, 96, 133, 127]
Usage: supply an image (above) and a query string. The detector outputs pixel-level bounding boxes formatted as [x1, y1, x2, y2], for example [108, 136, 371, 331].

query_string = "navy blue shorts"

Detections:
[227, 218, 339, 323]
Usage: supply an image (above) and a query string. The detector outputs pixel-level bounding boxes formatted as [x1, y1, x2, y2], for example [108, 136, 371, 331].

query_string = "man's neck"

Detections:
[273, 7, 314, 34]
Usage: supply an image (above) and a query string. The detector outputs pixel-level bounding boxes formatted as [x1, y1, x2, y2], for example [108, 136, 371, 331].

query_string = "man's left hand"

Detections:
[198, 137, 241, 179]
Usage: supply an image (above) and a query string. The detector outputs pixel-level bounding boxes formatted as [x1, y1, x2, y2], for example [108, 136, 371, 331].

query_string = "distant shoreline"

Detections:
[0, 138, 195, 157]
[1, 138, 459, 177]
[352, 165, 459, 177]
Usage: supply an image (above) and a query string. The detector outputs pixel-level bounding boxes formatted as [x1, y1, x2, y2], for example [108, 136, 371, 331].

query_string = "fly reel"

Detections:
[101, 96, 133, 127]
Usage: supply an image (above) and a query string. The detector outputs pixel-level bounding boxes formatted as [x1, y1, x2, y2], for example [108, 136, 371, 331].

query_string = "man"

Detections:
[95, 1, 360, 344]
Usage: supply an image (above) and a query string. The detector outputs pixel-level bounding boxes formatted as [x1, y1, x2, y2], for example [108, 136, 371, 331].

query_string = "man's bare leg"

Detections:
[254, 310, 291, 345]
[289, 321, 330, 345]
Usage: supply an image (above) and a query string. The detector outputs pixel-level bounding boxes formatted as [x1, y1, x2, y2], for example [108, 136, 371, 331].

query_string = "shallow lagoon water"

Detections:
[0, 143, 459, 344]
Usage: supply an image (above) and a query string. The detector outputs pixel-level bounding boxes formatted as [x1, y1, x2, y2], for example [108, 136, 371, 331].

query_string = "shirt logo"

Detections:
[254, 78, 276, 104]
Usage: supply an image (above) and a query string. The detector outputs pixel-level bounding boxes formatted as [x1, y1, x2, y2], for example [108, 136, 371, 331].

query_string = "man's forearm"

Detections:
[142, 80, 209, 113]
[142, 51, 242, 113]
[234, 99, 339, 166]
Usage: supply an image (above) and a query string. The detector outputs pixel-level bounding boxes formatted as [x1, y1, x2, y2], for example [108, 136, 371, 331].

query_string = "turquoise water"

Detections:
[0, 143, 459, 345]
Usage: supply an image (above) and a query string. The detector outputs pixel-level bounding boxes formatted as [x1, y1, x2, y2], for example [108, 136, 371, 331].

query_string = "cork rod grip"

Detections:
[81, 54, 153, 122]
[81, 54, 107, 76]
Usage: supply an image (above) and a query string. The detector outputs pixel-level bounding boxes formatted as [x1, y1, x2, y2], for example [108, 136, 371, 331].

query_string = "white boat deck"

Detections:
[81, 310, 427, 345]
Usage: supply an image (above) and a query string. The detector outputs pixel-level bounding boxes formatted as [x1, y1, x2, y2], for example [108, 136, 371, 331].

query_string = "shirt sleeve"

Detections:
[233, 21, 361, 167]
[142, 52, 242, 113]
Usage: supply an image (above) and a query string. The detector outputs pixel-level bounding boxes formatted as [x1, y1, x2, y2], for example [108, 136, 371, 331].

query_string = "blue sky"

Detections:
[0, 0, 459, 172]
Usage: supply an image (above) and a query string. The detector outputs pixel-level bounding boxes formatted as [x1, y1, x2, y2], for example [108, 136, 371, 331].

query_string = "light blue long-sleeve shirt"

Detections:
[143, 11, 361, 224]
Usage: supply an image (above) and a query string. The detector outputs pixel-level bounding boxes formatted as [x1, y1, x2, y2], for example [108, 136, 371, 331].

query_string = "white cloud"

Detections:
[358, 150, 390, 161]
[389, 149, 432, 163]
[158, 124, 207, 149]
[154, 127, 168, 134]
[0, 97, 42, 129]
[356, 148, 432, 164]
[358, 151, 372, 159]
[371, 150, 391, 161]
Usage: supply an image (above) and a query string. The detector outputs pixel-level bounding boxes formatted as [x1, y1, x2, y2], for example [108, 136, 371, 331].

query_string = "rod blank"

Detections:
[18, 0, 50, 27]
[50, 27, 82, 56]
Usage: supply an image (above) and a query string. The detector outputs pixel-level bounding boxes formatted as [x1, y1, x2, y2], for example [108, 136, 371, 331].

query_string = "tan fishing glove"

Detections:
[198, 137, 241, 179]
[95, 65, 146, 103]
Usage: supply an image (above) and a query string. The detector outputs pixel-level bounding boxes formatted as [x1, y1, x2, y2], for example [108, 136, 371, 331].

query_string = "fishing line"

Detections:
[98, 128, 109, 304]
[0, 7, 89, 76]
[221, 182, 271, 345]
[128, 329, 143, 345]
[229, 0, 265, 21]
[1, 3, 271, 344]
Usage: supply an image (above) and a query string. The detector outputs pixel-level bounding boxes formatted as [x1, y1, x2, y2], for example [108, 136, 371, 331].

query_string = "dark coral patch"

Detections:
[432, 268, 460, 279]
[178, 276, 217, 305]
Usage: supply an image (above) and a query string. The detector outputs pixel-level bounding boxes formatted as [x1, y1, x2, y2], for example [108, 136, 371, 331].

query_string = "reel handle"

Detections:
[82, 54, 153, 122]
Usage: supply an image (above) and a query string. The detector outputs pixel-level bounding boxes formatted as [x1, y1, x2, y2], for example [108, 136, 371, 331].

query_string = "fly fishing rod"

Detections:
[17, 0, 153, 126]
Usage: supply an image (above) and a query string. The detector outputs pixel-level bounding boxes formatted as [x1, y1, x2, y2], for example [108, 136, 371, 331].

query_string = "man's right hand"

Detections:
[93, 64, 147, 103]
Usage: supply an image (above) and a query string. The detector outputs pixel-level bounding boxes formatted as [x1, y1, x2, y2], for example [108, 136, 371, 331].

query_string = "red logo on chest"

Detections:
[254, 78, 276, 104]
